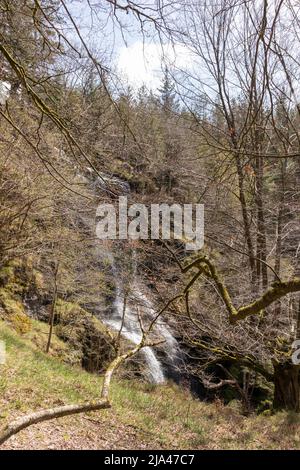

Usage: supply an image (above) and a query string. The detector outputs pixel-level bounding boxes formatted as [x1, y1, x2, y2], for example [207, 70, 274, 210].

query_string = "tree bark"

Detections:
[0, 400, 111, 446]
[46, 261, 59, 354]
[255, 154, 268, 290]
[273, 363, 300, 412]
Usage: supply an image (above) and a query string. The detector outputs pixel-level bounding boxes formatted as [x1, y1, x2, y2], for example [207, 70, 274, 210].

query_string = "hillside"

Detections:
[1, 0, 300, 452]
[0, 321, 299, 450]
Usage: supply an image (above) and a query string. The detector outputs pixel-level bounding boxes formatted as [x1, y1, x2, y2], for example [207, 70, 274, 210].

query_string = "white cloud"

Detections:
[117, 41, 192, 91]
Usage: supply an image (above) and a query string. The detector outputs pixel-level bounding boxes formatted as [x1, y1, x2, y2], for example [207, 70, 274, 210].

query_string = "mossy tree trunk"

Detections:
[273, 363, 300, 412]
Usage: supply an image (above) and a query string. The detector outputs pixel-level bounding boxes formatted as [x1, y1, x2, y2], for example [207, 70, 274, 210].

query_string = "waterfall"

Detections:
[83, 168, 181, 384]
[102, 253, 180, 384]
[105, 289, 165, 384]
[135, 288, 179, 365]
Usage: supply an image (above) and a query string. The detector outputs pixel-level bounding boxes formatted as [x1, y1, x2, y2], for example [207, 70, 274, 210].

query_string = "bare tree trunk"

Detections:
[255, 154, 268, 290]
[274, 206, 283, 277]
[234, 153, 257, 285]
[273, 363, 300, 412]
[0, 400, 111, 446]
[46, 261, 59, 354]
[274, 160, 286, 316]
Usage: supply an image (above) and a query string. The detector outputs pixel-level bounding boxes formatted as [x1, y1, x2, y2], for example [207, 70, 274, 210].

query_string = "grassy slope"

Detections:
[0, 320, 300, 450]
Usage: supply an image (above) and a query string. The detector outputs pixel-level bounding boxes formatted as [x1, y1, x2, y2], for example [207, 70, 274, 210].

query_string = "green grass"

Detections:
[0, 320, 300, 449]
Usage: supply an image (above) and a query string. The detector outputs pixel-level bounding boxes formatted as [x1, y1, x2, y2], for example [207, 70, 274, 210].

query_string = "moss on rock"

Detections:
[55, 299, 116, 372]
[0, 288, 31, 334]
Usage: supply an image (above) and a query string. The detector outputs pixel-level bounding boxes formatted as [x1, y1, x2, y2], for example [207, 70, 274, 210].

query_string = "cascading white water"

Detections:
[136, 289, 179, 364]
[102, 254, 165, 383]
[130, 251, 180, 366]
[105, 315, 165, 384]
[83, 169, 180, 384]
[102, 253, 179, 384]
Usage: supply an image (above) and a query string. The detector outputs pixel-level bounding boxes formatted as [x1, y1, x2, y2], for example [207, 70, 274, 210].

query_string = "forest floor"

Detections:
[0, 321, 300, 450]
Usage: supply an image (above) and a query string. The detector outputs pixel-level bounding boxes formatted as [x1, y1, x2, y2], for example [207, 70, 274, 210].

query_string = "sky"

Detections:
[116, 41, 192, 90]
[68, 1, 192, 92]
